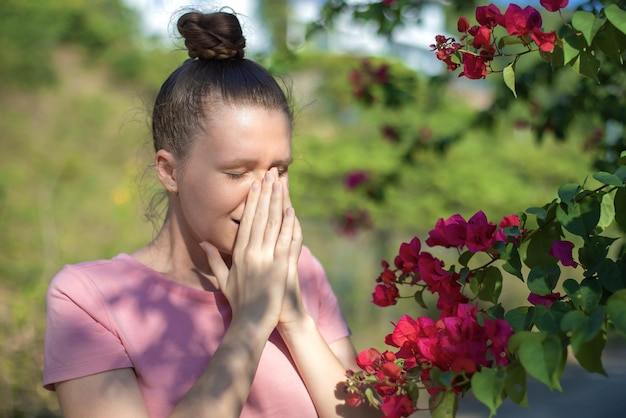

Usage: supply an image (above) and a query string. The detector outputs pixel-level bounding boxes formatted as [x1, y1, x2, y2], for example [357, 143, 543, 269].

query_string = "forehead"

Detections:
[200, 105, 292, 162]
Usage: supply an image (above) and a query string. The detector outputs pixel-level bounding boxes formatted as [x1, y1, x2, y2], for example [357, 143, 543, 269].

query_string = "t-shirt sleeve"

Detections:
[299, 247, 351, 344]
[43, 264, 132, 390]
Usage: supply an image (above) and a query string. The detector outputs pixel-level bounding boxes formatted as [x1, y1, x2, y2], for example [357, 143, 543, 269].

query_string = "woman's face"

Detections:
[172, 104, 292, 255]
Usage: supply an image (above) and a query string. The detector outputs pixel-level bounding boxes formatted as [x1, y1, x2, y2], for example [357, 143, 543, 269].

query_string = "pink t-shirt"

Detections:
[43, 246, 350, 418]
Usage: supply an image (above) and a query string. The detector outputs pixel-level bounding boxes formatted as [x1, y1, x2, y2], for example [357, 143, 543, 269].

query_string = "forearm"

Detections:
[169, 318, 273, 418]
[278, 316, 381, 418]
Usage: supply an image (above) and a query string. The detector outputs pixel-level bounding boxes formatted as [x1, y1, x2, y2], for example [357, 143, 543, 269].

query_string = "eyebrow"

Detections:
[223, 157, 294, 167]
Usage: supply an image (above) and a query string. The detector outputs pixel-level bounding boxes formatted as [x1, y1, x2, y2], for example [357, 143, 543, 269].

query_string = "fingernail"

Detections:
[273, 182, 281, 191]
[265, 171, 273, 182]
[251, 181, 260, 191]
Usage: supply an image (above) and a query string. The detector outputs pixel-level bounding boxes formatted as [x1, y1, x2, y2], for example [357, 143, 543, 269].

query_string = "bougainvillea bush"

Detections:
[343, 1, 626, 417]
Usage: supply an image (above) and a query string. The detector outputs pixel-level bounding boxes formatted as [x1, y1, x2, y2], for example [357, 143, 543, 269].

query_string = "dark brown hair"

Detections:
[151, 10, 292, 163]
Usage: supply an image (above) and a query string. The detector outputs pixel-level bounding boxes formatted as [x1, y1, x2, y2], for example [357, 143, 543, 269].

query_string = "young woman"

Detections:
[43, 9, 379, 418]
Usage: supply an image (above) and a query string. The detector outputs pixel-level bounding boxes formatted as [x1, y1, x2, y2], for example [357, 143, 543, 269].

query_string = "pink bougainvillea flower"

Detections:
[372, 283, 400, 307]
[503, 4, 542, 36]
[343, 170, 370, 190]
[346, 394, 362, 407]
[472, 25, 492, 50]
[494, 214, 521, 243]
[540, 0, 569, 12]
[475, 3, 504, 28]
[426, 214, 467, 248]
[457, 16, 470, 32]
[465, 210, 497, 253]
[356, 347, 383, 374]
[380, 394, 414, 418]
[417, 252, 454, 292]
[549, 240, 578, 267]
[460, 52, 488, 79]
[382, 0, 395, 6]
[528, 291, 562, 307]
[531, 28, 557, 52]
[484, 318, 514, 365]
[394, 237, 421, 274]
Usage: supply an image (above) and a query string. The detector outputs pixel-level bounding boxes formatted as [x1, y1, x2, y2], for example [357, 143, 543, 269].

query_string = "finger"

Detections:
[289, 211, 303, 267]
[281, 175, 293, 212]
[263, 179, 284, 247]
[235, 180, 261, 251]
[275, 206, 296, 261]
[247, 170, 275, 249]
[200, 241, 229, 290]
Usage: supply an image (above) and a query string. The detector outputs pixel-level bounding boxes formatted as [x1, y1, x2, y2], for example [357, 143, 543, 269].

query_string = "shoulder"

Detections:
[47, 254, 133, 300]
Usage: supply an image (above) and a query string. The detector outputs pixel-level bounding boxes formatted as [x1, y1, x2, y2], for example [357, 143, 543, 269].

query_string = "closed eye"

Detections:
[226, 172, 246, 180]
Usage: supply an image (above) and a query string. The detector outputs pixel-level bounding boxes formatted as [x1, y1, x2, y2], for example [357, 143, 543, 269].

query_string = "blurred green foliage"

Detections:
[0, 0, 602, 416]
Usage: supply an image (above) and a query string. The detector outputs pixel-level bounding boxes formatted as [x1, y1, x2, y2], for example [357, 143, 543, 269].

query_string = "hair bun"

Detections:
[177, 11, 246, 60]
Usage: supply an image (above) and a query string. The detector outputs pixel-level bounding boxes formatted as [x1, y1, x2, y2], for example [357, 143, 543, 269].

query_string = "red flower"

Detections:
[528, 291, 562, 307]
[356, 347, 383, 373]
[426, 214, 467, 248]
[465, 210, 497, 253]
[394, 237, 421, 274]
[346, 394, 362, 407]
[475, 3, 504, 28]
[380, 394, 414, 418]
[460, 53, 488, 79]
[540, 0, 569, 12]
[495, 214, 521, 243]
[472, 25, 492, 50]
[457, 16, 470, 32]
[549, 240, 578, 267]
[531, 28, 557, 52]
[373, 283, 400, 307]
[503, 4, 542, 36]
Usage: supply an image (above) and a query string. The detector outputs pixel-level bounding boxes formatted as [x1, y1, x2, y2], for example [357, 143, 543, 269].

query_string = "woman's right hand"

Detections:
[200, 169, 296, 330]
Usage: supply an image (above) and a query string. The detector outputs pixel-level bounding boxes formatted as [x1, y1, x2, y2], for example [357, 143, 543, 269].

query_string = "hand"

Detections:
[200, 169, 296, 330]
[277, 176, 306, 328]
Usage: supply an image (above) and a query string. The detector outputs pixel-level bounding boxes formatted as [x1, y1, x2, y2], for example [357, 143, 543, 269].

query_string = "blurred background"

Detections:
[1, 0, 623, 416]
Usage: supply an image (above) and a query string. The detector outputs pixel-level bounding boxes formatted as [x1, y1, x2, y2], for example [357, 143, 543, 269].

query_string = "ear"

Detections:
[155, 149, 179, 195]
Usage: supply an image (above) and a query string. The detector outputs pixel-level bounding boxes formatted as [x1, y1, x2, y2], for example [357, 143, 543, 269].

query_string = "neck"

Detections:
[131, 216, 221, 291]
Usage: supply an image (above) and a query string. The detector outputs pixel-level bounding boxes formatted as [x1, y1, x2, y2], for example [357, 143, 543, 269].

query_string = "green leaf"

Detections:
[558, 183, 582, 204]
[593, 171, 625, 186]
[505, 306, 536, 332]
[520, 221, 563, 268]
[528, 264, 561, 296]
[605, 4, 626, 36]
[458, 250, 474, 267]
[572, 11, 599, 46]
[526, 206, 547, 220]
[562, 278, 602, 312]
[414, 289, 428, 310]
[556, 197, 601, 239]
[594, 20, 626, 60]
[497, 35, 525, 49]
[534, 302, 570, 334]
[513, 332, 564, 390]
[614, 188, 626, 233]
[607, 289, 626, 335]
[562, 34, 581, 65]
[480, 266, 503, 304]
[597, 259, 625, 292]
[596, 193, 615, 233]
[503, 63, 516, 98]
[471, 368, 505, 417]
[573, 325, 607, 375]
[503, 361, 528, 406]
[615, 166, 626, 182]
[571, 50, 600, 82]
[579, 235, 618, 275]
[502, 242, 524, 281]
[429, 390, 458, 418]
